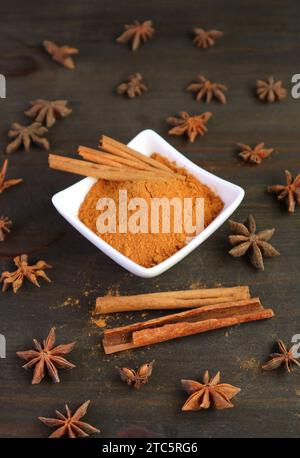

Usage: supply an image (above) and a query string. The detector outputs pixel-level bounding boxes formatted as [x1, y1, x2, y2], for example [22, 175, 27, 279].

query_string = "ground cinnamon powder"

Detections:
[79, 154, 223, 267]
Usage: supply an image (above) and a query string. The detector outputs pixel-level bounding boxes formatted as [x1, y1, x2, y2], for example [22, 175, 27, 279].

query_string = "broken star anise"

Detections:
[0, 216, 12, 242]
[43, 40, 79, 70]
[238, 142, 274, 165]
[118, 360, 154, 389]
[0, 159, 23, 193]
[6, 122, 49, 154]
[193, 27, 223, 49]
[182, 370, 240, 411]
[167, 111, 212, 142]
[25, 99, 72, 128]
[268, 170, 300, 213]
[116, 20, 155, 51]
[17, 327, 76, 384]
[262, 339, 300, 372]
[187, 75, 227, 104]
[256, 76, 287, 103]
[116, 73, 147, 98]
[0, 253, 52, 293]
[39, 400, 100, 438]
[228, 214, 280, 271]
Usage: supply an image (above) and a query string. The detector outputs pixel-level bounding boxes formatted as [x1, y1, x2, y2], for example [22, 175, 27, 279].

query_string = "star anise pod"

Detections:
[238, 142, 274, 165]
[0, 253, 52, 293]
[116, 73, 148, 98]
[25, 99, 72, 128]
[268, 170, 300, 213]
[187, 75, 227, 103]
[116, 20, 155, 51]
[256, 76, 287, 102]
[6, 122, 49, 154]
[0, 159, 23, 193]
[167, 111, 212, 143]
[0, 216, 12, 241]
[182, 370, 240, 411]
[228, 214, 280, 271]
[118, 360, 154, 389]
[17, 327, 76, 384]
[193, 28, 223, 49]
[262, 339, 300, 372]
[43, 40, 79, 70]
[39, 400, 100, 438]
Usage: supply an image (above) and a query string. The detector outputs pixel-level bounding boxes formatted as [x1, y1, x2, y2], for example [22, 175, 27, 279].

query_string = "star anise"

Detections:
[0, 216, 12, 242]
[116, 20, 155, 51]
[25, 99, 72, 128]
[193, 28, 223, 49]
[43, 40, 79, 70]
[118, 360, 154, 389]
[238, 142, 274, 165]
[256, 76, 287, 102]
[182, 370, 240, 411]
[262, 339, 300, 372]
[6, 122, 49, 154]
[167, 111, 212, 142]
[228, 214, 280, 271]
[268, 170, 300, 213]
[187, 75, 227, 103]
[0, 253, 52, 293]
[116, 73, 147, 98]
[39, 400, 100, 438]
[17, 327, 76, 384]
[0, 159, 23, 193]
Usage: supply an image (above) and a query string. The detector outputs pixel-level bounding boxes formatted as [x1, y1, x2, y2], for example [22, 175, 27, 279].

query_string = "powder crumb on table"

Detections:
[79, 154, 224, 267]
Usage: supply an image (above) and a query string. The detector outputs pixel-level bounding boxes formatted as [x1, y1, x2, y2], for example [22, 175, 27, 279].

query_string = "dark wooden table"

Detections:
[0, 0, 300, 438]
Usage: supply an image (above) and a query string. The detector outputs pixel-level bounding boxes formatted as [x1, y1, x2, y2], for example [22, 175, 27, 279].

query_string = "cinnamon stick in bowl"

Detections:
[94, 285, 250, 314]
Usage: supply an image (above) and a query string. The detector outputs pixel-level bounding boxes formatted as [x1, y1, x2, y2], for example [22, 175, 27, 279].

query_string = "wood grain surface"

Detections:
[0, 0, 299, 438]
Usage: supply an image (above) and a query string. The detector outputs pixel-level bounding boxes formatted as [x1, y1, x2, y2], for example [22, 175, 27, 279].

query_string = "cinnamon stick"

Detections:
[100, 135, 173, 172]
[94, 285, 250, 314]
[49, 154, 178, 181]
[102, 298, 274, 354]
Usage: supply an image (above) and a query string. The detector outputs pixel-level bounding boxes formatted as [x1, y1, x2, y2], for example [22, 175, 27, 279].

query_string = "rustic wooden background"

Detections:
[0, 0, 300, 438]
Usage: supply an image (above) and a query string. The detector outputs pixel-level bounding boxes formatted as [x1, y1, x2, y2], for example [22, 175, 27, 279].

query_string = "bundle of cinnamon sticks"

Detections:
[94, 286, 275, 354]
[49, 135, 185, 181]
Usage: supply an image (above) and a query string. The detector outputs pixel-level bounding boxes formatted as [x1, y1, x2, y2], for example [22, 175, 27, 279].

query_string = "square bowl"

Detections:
[52, 129, 244, 278]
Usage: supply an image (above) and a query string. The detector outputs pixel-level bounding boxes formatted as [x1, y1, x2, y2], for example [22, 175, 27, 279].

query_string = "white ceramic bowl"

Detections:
[52, 129, 244, 278]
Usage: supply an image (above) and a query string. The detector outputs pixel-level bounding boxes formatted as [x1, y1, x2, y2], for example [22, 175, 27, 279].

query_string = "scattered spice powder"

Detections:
[79, 154, 223, 267]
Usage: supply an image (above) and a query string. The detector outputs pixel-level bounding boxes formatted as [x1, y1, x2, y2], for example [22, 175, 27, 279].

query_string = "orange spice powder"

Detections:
[79, 154, 224, 267]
